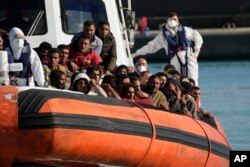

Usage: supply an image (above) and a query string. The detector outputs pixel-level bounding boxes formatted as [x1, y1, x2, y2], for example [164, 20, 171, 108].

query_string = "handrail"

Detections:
[117, 0, 133, 65]
[26, 10, 44, 39]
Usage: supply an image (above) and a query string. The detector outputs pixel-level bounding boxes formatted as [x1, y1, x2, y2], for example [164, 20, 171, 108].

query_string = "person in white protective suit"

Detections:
[5, 27, 45, 86]
[132, 12, 203, 85]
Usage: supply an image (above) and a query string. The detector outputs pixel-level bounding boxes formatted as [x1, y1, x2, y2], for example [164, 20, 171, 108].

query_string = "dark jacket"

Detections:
[99, 32, 117, 71]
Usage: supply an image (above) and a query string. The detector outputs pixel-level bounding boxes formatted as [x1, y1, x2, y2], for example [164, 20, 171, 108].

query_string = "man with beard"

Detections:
[71, 20, 103, 55]
[49, 70, 66, 89]
[142, 75, 169, 110]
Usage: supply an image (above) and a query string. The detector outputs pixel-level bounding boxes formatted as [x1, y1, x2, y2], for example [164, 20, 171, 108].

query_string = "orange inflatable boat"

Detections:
[0, 87, 231, 167]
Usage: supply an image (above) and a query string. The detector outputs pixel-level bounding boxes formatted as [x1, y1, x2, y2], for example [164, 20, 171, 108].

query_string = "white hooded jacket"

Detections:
[8, 27, 45, 86]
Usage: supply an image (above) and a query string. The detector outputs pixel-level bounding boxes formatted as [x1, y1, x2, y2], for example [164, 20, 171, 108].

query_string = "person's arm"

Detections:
[186, 96, 198, 118]
[30, 49, 45, 87]
[133, 32, 166, 58]
[200, 108, 213, 118]
[136, 90, 149, 99]
[101, 83, 121, 100]
[160, 95, 169, 111]
[89, 79, 107, 97]
[107, 38, 117, 71]
[184, 27, 203, 58]
[67, 60, 79, 72]
[94, 85, 108, 97]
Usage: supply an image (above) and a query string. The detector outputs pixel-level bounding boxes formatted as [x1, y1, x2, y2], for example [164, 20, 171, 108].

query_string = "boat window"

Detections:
[0, 0, 47, 36]
[60, 0, 108, 34]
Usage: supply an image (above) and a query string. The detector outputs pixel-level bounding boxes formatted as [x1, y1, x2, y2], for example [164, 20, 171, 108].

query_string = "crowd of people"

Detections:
[0, 14, 213, 122]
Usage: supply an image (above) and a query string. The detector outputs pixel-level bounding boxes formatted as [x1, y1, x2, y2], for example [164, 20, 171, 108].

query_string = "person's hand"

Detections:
[161, 103, 169, 111]
[203, 111, 213, 118]
[83, 59, 91, 66]
[136, 91, 149, 98]
[131, 52, 139, 58]
[127, 66, 135, 73]
[89, 79, 97, 87]
[69, 61, 79, 72]
[180, 95, 187, 106]
[176, 87, 182, 99]
[184, 110, 192, 117]
[101, 84, 112, 91]
[192, 50, 200, 59]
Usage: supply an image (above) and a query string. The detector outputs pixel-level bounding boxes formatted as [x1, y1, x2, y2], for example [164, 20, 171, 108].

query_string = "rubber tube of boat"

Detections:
[14, 89, 230, 166]
[0, 86, 18, 166]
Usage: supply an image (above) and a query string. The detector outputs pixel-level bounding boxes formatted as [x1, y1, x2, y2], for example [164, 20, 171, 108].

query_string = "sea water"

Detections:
[149, 61, 250, 150]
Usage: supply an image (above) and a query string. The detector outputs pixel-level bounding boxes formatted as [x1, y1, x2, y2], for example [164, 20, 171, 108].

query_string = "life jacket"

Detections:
[162, 25, 192, 76]
[162, 24, 191, 59]
[5, 41, 32, 79]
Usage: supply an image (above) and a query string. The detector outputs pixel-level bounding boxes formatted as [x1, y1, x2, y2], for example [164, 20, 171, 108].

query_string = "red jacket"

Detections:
[69, 48, 102, 69]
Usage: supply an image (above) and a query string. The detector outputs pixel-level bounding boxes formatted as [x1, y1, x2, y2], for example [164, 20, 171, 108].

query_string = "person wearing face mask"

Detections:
[132, 12, 203, 86]
[135, 57, 148, 73]
[4, 27, 45, 86]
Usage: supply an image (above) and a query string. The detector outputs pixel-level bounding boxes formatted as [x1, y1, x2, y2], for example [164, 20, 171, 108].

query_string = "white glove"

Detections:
[131, 52, 139, 58]
[192, 50, 200, 59]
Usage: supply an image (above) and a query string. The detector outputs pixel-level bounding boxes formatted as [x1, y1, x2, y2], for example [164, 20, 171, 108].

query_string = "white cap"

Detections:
[73, 73, 90, 84]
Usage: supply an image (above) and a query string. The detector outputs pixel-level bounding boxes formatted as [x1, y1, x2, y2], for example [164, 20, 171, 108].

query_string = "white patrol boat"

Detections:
[0, 0, 136, 66]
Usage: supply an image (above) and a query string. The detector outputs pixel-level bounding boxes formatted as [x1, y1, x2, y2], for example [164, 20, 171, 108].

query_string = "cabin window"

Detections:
[60, 0, 108, 34]
[0, 0, 47, 36]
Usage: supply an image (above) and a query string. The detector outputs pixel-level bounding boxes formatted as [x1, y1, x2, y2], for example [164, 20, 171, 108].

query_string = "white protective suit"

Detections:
[133, 25, 203, 85]
[8, 27, 45, 86]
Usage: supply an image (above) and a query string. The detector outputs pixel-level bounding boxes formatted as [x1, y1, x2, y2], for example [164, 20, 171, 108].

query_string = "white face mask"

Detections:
[168, 19, 178, 28]
[136, 65, 147, 73]
[64, 83, 71, 90]
[11, 38, 24, 49]
[11, 38, 24, 60]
